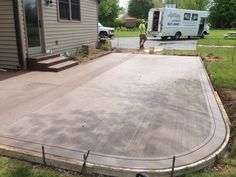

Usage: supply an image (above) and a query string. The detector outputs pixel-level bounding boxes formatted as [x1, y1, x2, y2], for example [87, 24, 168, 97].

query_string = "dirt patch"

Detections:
[114, 48, 147, 54]
[70, 50, 112, 64]
[217, 88, 236, 158]
[217, 88, 236, 125]
[202, 54, 222, 62]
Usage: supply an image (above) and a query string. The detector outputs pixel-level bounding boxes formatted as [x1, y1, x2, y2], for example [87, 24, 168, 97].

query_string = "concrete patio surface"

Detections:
[0, 53, 229, 176]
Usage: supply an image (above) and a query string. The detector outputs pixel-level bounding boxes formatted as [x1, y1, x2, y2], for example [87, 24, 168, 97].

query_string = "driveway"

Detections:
[0, 53, 228, 176]
[112, 37, 197, 50]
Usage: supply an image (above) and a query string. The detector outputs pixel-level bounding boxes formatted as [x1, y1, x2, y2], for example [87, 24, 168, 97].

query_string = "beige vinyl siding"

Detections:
[0, 0, 19, 69]
[42, 0, 98, 54]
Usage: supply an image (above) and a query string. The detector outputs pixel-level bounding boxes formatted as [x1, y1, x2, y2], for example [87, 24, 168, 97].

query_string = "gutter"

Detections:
[13, 0, 24, 69]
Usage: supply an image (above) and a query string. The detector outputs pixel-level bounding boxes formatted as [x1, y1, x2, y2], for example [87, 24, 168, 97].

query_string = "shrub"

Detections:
[100, 42, 110, 51]
[120, 26, 127, 31]
[116, 27, 120, 31]
[114, 19, 125, 28]
[64, 48, 86, 58]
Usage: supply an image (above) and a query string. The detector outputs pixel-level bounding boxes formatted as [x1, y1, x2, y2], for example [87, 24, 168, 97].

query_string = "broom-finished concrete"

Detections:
[0, 53, 229, 176]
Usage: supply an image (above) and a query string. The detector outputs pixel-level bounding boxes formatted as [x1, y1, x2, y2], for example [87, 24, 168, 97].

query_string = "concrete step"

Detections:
[29, 54, 60, 62]
[48, 61, 78, 72]
[38, 56, 68, 66]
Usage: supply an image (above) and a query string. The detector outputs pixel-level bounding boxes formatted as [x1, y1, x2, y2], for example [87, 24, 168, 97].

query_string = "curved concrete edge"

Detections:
[0, 91, 230, 177]
[81, 91, 231, 177]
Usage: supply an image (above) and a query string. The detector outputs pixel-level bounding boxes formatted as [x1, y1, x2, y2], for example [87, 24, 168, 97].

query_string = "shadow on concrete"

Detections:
[0, 70, 29, 81]
[4, 77, 211, 158]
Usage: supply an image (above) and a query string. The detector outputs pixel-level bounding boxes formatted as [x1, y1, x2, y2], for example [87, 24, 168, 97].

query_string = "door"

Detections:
[24, 0, 43, 55]
[198, 17, 206, 36]
[147, 10, 154, 32]
[152, 11, 160, 32]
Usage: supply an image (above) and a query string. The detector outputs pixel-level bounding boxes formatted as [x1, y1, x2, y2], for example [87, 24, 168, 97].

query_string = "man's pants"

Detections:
[139, 34, 147, 49]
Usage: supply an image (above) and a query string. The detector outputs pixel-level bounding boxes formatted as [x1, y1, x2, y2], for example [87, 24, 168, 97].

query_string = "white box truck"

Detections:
[148, 8, 209, 40]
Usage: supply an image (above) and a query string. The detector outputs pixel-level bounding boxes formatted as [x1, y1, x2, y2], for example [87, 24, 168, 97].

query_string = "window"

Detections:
[59, 0, 81, 21]
[71, 0, 80, 20]
[200, 17, 206, 24]
[59, 0, 70, 20]
[184, 13, 191, 21]
[192, 14, 198, 21]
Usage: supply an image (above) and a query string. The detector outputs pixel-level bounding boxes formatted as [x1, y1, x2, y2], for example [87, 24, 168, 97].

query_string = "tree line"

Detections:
[99, 0, 236, 28]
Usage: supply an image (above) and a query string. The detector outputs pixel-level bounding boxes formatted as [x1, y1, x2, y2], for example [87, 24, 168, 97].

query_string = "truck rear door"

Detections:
[148, 10, 154, 32]
[157, 11, 163, 32]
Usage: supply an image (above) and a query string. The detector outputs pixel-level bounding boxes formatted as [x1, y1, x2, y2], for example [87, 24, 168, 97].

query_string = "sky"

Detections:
[119, 0, 129, 9]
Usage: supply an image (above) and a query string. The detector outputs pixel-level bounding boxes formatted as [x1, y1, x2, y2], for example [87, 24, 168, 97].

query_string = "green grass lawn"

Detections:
[0, 156, 82, 177]
[198, 29, 236, 46]
[115, 29, 139, 37]
[198, 47, 236, 89]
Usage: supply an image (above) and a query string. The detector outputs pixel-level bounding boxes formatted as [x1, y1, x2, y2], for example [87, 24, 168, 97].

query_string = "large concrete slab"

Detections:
[0, 53, 228, 176]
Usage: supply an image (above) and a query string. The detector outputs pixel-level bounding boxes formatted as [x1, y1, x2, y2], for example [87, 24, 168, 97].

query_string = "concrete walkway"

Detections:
[0, 53, 228, 176]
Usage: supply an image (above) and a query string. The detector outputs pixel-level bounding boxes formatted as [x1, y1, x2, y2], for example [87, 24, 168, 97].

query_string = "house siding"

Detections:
[0, 0, 19, 69]
[42, 0, 98, 54]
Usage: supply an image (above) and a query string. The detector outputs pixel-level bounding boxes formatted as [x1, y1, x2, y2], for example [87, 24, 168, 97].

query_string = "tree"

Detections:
[153, 0, 164, 8]
[163, 0, 210, 10]
[128, 0, 154, 19]
[178, 0, 210, 10]
[99, 0, 120, 27]
[119, 7, 126, 15]
[209, 0, 236, 28]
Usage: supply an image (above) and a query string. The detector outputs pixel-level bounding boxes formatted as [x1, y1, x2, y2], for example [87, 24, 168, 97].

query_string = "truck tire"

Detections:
[174, 32, 181, 40]
[201, 32, 206, 38]
[100, 31, 107, 38]
[136, 173, 149, 177]
[161, 36, 168, 40]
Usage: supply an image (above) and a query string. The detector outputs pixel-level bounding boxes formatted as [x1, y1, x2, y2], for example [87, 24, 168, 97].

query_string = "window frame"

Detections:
[191, 14, 198, 21]
[184, 13, 191, 21]
[58, 0, 81, 22]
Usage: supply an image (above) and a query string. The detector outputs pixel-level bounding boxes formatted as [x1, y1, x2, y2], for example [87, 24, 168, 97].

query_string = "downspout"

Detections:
[97, 0, 100, 45]
[13, 0, 24, 69]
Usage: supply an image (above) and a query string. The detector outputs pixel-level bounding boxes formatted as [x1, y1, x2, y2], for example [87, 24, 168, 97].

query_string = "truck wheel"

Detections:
[100, 32, 107, 38]
[175, 32, 181, 40]
[161, 36, 167, 40]
[201, 33, 205, 39]
[136, 172, 150, 177]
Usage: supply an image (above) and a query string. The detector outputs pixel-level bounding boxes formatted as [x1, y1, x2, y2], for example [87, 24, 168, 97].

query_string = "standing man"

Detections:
[139, 19, 147, 49]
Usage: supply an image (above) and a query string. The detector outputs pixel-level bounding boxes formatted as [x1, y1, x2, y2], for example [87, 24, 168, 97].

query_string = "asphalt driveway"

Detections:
[112, 37, 197, 50]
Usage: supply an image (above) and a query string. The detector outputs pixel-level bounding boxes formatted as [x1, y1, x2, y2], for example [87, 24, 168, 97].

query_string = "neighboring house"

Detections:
[118, 13, 136, 28]
[0, 0, 98, 71]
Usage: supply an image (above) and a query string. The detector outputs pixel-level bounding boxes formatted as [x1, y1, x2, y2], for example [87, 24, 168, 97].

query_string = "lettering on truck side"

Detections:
[167, 12, 180, 26]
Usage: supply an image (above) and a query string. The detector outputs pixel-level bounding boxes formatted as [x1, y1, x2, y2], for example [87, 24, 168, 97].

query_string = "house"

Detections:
[118, 13, 137, 28]
[0, 0, 98, 71]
